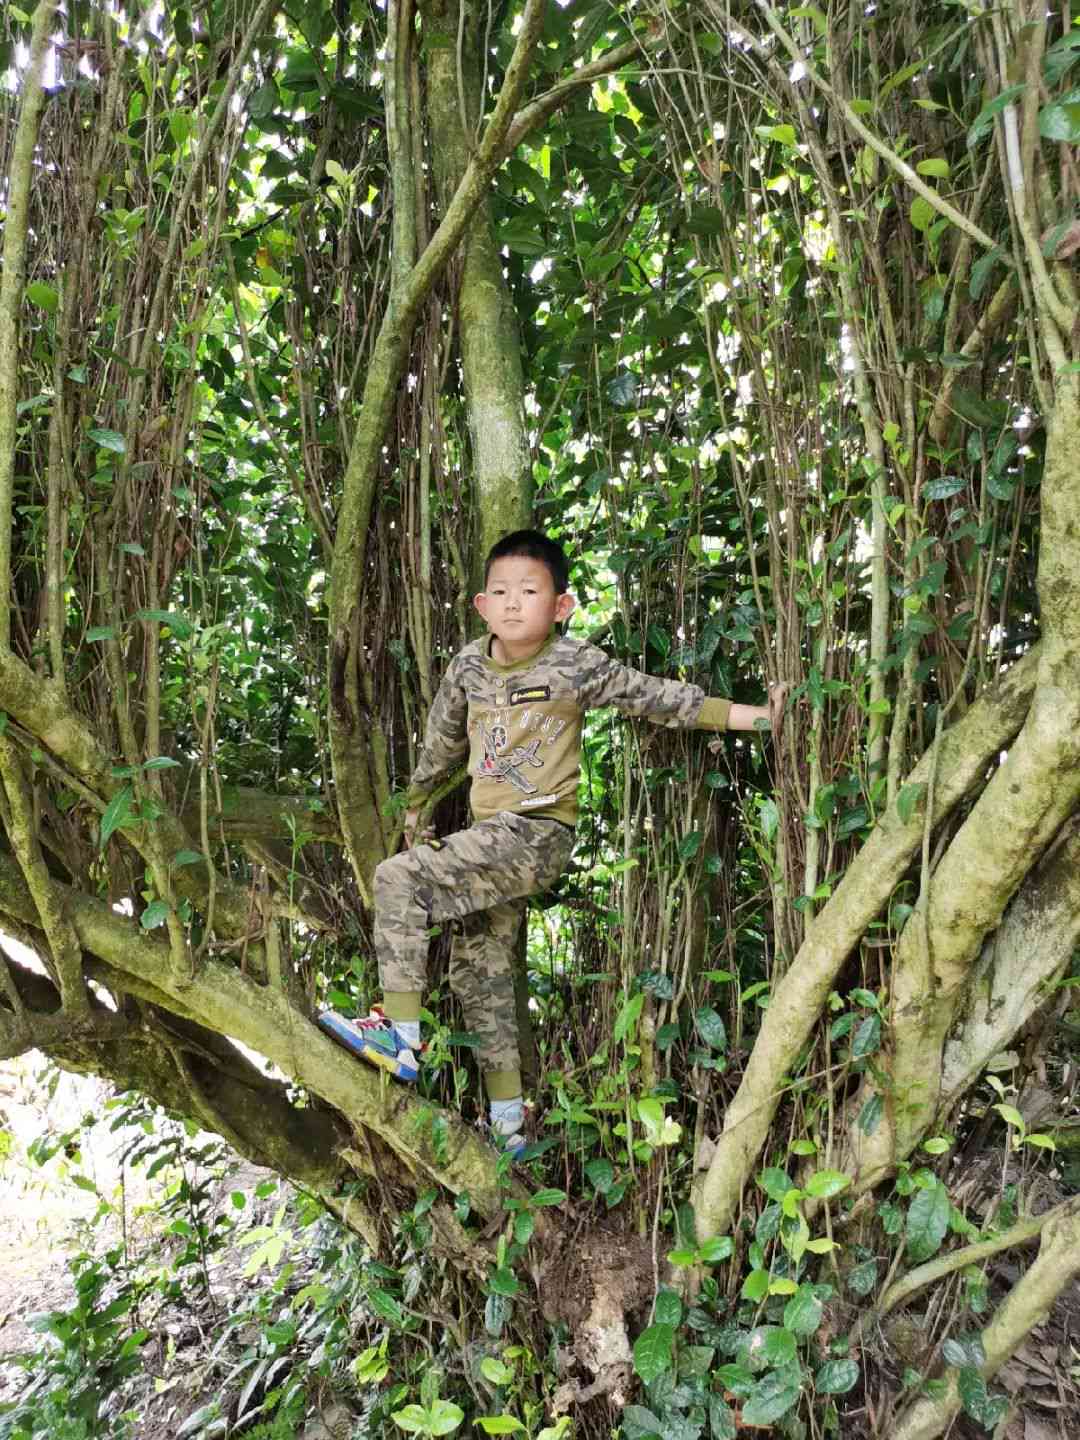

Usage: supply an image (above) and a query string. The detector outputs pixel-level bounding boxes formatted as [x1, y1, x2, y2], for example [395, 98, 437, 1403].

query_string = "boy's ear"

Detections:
[473, 591, 489, 622]
[554, 592, 575, 623]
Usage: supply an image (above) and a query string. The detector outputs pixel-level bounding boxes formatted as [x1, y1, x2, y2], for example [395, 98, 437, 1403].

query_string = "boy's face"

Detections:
[474, 556, 575, 661]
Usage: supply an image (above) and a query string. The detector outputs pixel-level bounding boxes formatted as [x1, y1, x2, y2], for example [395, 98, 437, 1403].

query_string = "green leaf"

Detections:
[851, 1014, 881, 1058]
[169, 108, 193, 146]
[514, 1211, 534, 1245]
[847, 1259, 878, 1296]
[26, 281, 59, 312]
[143, 755, 182, 770]
[140, 899, 169, 930]
[488, 1268, 520, 1297]
[923, 1135, 952, 1155]
[88, 427, 127, 453]
[632, 1323, 675, 1385]
[694, 1005, 727, 1051]
[897, 781, 927, 824]
[636, 1098, 664, 1143]
[957, 1367, 1008, 1428]
[1039, 92, 1080, 142]
[697, 1235, 733, 1264]
[172, 849, 203, 867]
[667, 1248, 697, 1268]
[909, 196, 936, 233]
[906, 1179, 951, 1261]
[500, 219, 546, 257]
[942, 1335, 986, 1369]
[858, 1092, 884, 1135]
[100, 784, 135, 848]
[916, 158, 950, 179]
[393, 1406, 431, 1434]
[708, 1395, 737, 1440]
[746, 1326, 797, 1370]
[741, 1364, 802, 1426]
[530, 1188, 566, 1208]
[368, 1286, 406, 1326]
[759, 1167, 796, 1202]
[85, 626, 116, 642]
[815, 1358, 860, 1394]
[620, 1406, 663, 1440]
[653, 1289, 682, 1327]
[741, 1269, 770, 1302]
[783, 1285, 824, 1338]
[804, 1169, 851, 1199]
[613, 991, 644, 1045]
[585, 1158, 614, 1193]
[967, 85, 1026, 147]
[475, 1417, 522, 1435]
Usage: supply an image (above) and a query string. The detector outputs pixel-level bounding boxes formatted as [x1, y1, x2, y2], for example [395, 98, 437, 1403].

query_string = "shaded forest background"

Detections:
[2, 1, 1080, 1437]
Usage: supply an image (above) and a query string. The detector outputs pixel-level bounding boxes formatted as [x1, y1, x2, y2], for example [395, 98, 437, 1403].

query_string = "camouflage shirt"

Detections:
[406, 632, 731, 826]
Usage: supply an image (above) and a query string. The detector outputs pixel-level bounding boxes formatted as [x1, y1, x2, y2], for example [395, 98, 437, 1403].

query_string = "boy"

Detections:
[320, 530, 784, 1153]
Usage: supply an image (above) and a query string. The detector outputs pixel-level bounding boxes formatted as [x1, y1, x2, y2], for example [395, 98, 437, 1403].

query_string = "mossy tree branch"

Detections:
[892, 1200, 1080, 1440]
[0, 0, 59, 649]
[0, 853, 514, 1219]
[694, 649, 1039, 1237]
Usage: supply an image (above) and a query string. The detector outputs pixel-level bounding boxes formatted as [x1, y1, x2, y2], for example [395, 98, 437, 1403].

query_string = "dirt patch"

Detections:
[541, 1226, 654, 1409]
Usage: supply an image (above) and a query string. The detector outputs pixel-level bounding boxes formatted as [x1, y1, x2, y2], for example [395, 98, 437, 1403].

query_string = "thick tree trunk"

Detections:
[423, 0, 533, 582]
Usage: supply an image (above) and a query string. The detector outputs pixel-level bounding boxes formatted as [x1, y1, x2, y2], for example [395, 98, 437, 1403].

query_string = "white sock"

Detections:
[393, 1019, 420, 1050]
[490, 1096, 524, 1137]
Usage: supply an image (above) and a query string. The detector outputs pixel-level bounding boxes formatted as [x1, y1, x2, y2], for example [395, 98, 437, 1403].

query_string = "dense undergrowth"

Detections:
[3, 934, 1079, 1440]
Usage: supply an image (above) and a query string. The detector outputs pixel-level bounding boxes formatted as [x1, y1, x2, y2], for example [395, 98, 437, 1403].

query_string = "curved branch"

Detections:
[0, 853, 515, 1219]
[892, 1200, 1080, 1440]
[6, 957, 353, 1197]
[877, 1205, 1062, 1321]
[940, 817, 1080, 1110]
[695, 648, 1040, 1238]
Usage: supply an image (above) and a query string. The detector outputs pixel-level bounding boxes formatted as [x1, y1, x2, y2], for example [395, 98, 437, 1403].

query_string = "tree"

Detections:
[2, 1, 1080, 1434]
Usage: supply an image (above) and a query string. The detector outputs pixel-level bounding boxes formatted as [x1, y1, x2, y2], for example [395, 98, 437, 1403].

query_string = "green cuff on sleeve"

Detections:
[697, 696, 731, 731]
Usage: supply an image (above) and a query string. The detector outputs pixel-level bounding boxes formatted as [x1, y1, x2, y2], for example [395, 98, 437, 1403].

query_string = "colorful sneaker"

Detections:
[493, 1130, 527, 1161]
[317, 1006, 420, 1081]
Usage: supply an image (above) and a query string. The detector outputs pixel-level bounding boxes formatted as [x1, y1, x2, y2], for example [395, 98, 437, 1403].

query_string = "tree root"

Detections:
[891, 1198, 1080, 1440]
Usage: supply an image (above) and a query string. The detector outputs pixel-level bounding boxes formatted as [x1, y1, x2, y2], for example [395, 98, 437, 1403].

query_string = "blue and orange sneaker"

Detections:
[317, 1006, 420, 1082]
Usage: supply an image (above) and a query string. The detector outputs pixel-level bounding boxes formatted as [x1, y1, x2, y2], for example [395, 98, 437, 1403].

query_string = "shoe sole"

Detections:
[317, 1011, 419, 1081]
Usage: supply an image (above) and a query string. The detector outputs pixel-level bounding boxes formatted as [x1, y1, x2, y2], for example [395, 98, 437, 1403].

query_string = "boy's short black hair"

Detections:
[484, 529, 570, 594]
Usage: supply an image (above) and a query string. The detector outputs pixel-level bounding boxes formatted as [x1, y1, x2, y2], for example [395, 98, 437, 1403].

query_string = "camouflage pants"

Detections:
[373, 811, 574, 1072]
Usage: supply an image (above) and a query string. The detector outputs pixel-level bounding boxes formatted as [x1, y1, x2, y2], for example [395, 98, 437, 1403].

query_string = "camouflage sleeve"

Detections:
[405, 656, 469, 805]
[575, 643, 731, 731]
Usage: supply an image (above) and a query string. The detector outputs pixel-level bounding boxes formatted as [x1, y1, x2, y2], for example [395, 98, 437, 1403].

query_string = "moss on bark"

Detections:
[694, 650, 1039, 1238]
